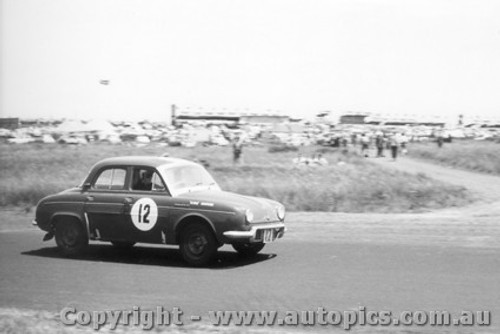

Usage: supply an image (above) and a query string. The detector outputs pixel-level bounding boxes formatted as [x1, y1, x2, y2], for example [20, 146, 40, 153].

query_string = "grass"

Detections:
[0, 143, 471, 212]
[408, 140, 500, 175]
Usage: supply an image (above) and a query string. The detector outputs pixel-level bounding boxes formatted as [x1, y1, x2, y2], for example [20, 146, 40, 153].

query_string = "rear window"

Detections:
[94, 168, 127, 190]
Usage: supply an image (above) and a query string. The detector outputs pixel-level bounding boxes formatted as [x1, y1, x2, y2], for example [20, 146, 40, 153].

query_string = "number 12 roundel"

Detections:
[130, 198, 158, 231]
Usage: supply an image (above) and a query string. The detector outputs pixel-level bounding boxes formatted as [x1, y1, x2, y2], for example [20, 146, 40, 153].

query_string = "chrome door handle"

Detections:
[86, 196, 94, 201]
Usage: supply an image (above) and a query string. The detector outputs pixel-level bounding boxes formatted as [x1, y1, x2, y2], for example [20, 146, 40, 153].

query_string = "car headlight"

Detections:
[276, 205, 285, 220]
[245, 209, 254, 223]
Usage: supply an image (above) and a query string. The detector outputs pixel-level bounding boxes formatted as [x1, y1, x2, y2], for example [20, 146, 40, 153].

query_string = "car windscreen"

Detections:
[160, 164, 220, 196]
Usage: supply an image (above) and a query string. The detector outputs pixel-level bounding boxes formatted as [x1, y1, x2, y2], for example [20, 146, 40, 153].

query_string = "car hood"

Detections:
[177, 190, 282, 223]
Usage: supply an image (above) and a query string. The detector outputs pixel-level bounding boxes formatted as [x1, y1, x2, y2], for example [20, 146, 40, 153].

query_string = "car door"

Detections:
[126, 167, 171, 244]
[83, 166, 135, 241]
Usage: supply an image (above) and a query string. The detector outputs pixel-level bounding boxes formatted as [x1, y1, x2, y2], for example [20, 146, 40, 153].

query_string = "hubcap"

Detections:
[188, 233, 207, 255]
[62, 227, 78, 247]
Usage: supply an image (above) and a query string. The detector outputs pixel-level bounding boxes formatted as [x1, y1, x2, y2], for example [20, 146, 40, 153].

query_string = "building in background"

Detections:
[339, 112, 369, 125]
[171, 105, 289, 126]
[0, 118, 20, 129]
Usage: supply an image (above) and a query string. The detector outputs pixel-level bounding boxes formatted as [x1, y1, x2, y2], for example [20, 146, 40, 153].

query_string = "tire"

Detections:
[111, 241, 136, 250]
[232, 242, 265, 257]
[179, 223, 217, 266]
[54, 219, 88, 256]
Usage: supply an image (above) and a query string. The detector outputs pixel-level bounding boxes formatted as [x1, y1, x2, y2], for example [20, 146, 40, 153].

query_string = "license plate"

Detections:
[263, 229, 275, 243]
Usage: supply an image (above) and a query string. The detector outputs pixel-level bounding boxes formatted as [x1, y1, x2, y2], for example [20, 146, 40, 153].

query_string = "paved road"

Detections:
[1, 221, 499, 333]
[1, 157, 500, 333]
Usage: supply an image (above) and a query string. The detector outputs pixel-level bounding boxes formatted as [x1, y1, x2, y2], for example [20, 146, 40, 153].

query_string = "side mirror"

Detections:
[82, 183, 91, 191]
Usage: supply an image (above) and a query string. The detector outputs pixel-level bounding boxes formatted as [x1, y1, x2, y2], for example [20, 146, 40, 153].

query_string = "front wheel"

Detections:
[232, 242, 265, 257]
[54, 220, 88, 256]
[179, 224, 217, 266]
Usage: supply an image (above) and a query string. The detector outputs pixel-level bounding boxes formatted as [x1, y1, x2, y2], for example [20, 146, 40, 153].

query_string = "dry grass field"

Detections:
[0, 143, 471, 212]
[408, 139, 500, 175]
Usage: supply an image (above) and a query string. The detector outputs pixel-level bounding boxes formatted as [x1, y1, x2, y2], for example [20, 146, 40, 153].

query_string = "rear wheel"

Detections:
[232, 242, 265, 257]
[179, 223, 217, 266]
[54, 219, 88, 256]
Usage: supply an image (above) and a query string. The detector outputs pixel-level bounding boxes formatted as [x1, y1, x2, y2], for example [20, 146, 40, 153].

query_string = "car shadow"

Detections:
[21, 244, 276, 269]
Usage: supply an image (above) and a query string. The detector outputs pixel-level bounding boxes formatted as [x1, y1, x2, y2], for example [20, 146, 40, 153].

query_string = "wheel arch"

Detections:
[174, 213, 218, 244]
[50, 212, 87, 235]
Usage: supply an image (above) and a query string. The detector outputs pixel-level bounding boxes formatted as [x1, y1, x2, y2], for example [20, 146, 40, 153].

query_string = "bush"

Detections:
[268, 145, 299, 153]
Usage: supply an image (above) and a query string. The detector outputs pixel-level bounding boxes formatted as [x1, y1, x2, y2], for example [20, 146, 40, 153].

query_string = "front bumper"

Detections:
[223, 222, 286, 243]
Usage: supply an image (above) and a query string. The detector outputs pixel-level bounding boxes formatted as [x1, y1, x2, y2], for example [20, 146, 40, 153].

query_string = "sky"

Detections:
[1, 0, 499, 122]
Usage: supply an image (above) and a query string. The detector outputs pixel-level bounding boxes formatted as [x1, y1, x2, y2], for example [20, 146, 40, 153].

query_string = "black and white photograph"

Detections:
[1, 0, 499, 333]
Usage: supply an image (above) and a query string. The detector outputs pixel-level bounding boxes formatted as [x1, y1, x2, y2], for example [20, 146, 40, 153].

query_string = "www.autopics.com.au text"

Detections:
[60, 306, 491, 330]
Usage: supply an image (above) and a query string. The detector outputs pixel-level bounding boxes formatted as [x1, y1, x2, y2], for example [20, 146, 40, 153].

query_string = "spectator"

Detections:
[400, 133, 408, 155]
[232, 136, 243, 164]
[341, 136, 348, 148]
[389, 134, 399, 161]
[437, 135, 444, 148]
[375, 134, 385, 157]
[360, 133, 370, 157]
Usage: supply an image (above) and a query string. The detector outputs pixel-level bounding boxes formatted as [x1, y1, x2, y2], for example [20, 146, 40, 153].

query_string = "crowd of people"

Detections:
[356, 132, 409, 161]
[230, 128, 450, 167]
[322, 131, 411, 161]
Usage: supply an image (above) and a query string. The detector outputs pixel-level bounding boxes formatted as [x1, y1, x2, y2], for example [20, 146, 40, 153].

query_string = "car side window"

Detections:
[132, 168, 166, 192]
[94, 168, 126, 190]
[151, 173, 166, 192]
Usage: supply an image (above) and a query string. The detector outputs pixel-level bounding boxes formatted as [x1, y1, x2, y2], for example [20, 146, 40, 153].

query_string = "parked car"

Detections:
[33, 156, 286, 266]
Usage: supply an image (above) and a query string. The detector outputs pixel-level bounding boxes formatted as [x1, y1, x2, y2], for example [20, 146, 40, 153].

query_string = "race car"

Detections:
[33, 156, 286, 266]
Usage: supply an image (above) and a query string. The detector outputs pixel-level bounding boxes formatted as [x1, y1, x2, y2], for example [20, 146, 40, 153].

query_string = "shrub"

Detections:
[268, 145, 299, 153]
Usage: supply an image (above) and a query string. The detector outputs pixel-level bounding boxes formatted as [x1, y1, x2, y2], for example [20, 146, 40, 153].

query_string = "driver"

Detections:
[135, 171, 153, 191]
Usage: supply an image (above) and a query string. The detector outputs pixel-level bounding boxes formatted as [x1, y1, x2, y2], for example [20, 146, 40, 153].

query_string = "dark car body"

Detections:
[34, 156, 285, 265]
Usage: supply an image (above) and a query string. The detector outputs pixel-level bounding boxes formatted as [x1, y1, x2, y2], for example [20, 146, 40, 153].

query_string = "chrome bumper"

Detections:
[223, 222, 286, 242]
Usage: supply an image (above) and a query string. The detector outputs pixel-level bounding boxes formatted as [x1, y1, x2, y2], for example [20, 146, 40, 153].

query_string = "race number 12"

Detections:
[131, 198, 158, 231]
[138, 204, 150, 223]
